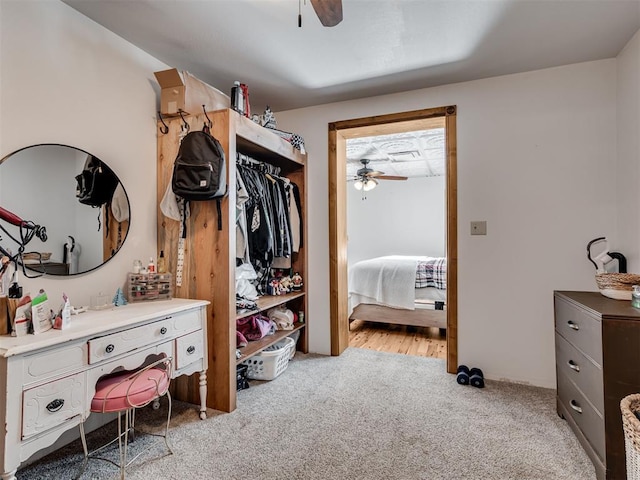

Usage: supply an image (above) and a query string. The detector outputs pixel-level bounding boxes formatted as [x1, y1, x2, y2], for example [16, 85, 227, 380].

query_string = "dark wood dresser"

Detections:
[554, 291, 640, 480]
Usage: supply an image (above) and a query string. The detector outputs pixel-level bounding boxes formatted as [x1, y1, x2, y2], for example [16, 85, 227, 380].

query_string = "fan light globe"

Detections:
[363, 178, 378, 191]
[354, 179, 364, 190]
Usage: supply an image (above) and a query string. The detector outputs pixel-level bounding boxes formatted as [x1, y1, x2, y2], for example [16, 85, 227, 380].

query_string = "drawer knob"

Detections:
[570, 400, 583, 414]
[105, 344, 115, 354]
[46, 399, 64, 413]
[567, 360, 580, 372]
[567, 320, 580, 331]
[187, 345, 196, 355]
[160, 327, 167, 335]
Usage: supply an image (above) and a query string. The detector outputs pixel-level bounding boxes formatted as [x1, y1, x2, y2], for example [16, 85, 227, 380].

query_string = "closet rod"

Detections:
[236, 152, 281, 176]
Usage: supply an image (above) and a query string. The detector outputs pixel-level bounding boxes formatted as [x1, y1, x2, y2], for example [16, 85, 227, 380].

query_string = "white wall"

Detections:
[278, 59, 618, 388]
[616, 30, 640, 272]
[347, 175, 445, 268]
[0, 0, 167, 305]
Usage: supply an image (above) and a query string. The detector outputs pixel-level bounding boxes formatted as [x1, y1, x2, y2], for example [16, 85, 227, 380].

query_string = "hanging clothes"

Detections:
[236, 170, 250, 264]
[236, 155, 303, 293]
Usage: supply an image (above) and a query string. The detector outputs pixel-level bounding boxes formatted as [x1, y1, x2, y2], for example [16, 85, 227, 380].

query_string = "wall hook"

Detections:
[203, 105, 213, 130]
[157, 111, 169, 135]
[178, 109, 190, 133]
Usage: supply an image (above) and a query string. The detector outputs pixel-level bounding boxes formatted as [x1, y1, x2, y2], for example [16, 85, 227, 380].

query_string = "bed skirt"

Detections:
[349, 303, 446, 330]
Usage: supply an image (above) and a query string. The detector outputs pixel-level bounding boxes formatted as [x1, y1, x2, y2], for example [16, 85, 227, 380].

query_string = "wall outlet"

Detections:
[471, 221, 487, 235]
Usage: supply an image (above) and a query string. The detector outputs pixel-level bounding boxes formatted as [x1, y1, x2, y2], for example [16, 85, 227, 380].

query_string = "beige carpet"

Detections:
[18, 348, 595, 479]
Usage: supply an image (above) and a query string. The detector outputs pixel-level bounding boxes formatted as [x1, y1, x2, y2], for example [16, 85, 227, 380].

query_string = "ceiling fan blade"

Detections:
[310, 0, 343, 27]
[378, 175, 408, 181]
[368, 171, 385, 177]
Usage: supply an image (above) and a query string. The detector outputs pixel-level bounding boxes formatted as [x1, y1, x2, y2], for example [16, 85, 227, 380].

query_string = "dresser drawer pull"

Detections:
[105, 344, 115, 354]
[567, 360, 580, 372]
[46, 399, 64, 413]
[187, 345, 196, 355]
[160, 327, 168, 335]
[570, 400, 583, 414]
[567, 321, 579, 331]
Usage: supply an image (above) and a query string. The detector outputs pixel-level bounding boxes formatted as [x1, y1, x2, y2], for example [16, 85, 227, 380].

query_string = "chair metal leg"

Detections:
[164, 391, 173, 454]
[75, 421, 89, 480]
[117, 411, 126, 480]
[130, 408, 136, 441]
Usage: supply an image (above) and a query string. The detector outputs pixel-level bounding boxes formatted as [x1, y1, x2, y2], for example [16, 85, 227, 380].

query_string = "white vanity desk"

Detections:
[0, 298, 209, 480]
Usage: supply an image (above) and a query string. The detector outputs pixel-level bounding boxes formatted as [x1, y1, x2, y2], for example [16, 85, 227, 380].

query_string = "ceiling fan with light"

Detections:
[300, 0, 343, 27]
[350, 158, 408, 192]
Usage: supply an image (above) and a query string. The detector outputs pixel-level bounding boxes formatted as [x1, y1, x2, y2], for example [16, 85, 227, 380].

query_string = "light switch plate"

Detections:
[471, 221, 487, 235]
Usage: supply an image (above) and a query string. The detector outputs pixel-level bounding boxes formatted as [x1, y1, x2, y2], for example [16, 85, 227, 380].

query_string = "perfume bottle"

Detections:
[148, 257, 156, 274]
[157, 250, 167, 274]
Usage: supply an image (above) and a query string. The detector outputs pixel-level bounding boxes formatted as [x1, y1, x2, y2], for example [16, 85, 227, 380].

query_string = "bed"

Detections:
[348, 255, 447, 330]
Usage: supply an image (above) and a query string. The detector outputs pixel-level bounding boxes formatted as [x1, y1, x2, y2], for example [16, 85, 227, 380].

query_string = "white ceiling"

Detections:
[62, 0, 640, 112]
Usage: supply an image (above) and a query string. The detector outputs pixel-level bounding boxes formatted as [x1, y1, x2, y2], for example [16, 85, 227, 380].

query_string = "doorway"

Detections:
[328, 106, 458, 374]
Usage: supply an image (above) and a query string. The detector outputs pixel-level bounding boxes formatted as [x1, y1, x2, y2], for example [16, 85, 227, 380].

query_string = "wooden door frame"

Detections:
[328, 105, 458, 374]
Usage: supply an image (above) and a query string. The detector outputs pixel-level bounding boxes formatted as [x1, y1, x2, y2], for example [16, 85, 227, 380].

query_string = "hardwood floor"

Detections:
[348, 320, 447, 360]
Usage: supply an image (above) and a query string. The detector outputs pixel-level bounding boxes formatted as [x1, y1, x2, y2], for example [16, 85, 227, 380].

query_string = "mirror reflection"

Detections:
[0, 144, 130, 276]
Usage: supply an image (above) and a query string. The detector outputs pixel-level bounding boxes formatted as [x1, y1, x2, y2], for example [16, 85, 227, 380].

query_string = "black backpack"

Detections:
[75, 156, 119, 207]
[172, 129, 227, 230]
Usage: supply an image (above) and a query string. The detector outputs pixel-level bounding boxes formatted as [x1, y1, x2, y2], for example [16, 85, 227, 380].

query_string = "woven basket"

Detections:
[621, 394, 640, 480]
[595, 273, 640, 300]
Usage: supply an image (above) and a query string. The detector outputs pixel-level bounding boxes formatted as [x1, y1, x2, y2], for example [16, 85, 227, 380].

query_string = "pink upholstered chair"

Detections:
[78, 356, 173, 479]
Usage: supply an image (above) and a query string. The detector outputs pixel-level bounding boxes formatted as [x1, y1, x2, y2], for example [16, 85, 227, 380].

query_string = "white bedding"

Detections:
[348, 255, 442, 314]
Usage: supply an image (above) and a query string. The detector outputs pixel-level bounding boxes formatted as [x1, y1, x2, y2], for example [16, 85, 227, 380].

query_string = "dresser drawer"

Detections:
[23, 342, 86, 386]
[175, 330, 204, 370]
[88, 318, 174, 364]
[555, 297, 602, 365]
[555, 333, 603, 414]
[557, 371, 605, 461]
[22, 372, 84, 439]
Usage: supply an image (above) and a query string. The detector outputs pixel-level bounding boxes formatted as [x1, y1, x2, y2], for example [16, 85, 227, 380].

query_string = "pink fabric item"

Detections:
[236, 314, 274, 341]
[91, 367, 169, 413]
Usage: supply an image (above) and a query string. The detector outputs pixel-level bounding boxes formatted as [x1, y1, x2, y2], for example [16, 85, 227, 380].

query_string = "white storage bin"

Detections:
[242, 336, 296, 381]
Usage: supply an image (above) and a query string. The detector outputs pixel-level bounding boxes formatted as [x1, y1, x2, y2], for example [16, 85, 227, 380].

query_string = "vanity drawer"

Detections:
[175, 330, 204, 370]
[87, 318, 174, 364]
[170, 308, 203, 335]
[23, 342, 86, 385]
[557, 371, 605, 461]
[555, 333, 603, 414]
[22, 372, 84, 439]
[555, 297, 602, 365]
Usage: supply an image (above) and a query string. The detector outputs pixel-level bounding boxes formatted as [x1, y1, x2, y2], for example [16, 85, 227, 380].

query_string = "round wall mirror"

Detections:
[0, 144, 130, 276]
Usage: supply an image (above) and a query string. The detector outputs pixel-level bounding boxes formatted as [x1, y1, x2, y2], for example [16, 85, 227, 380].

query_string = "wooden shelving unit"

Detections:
[157, 108, 307, 413]
[237, 322, 305, 364]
